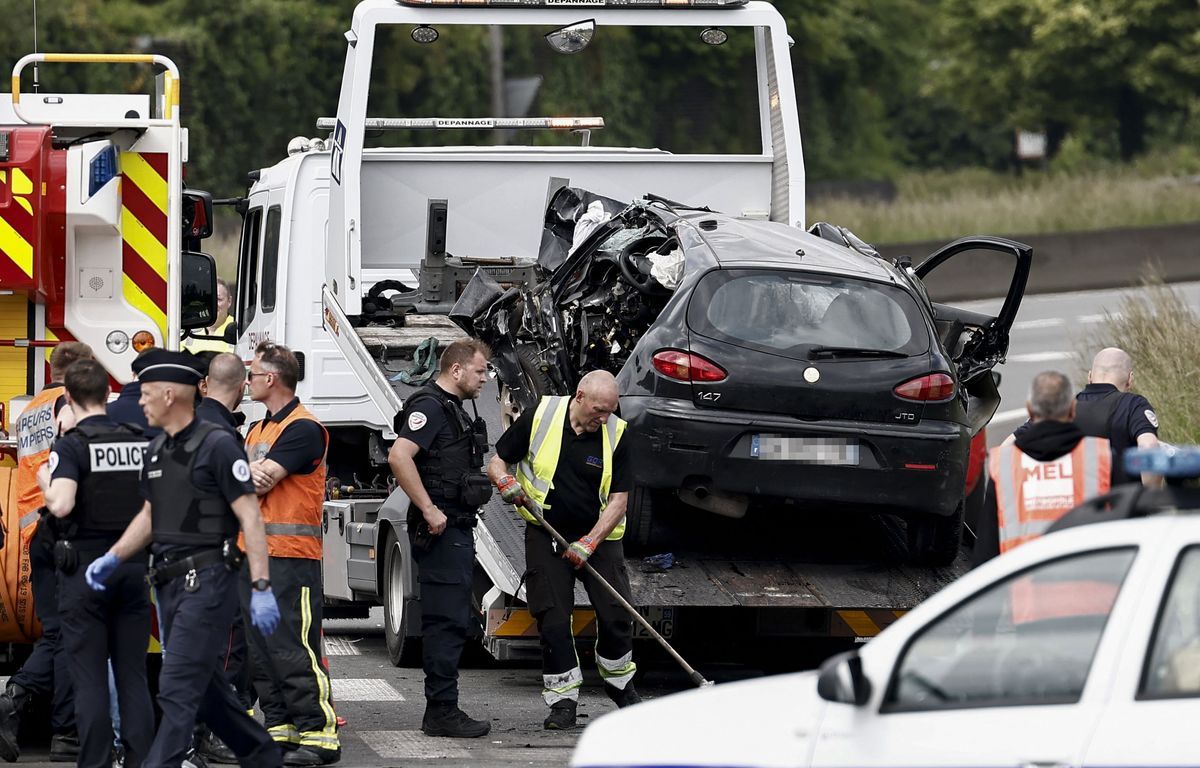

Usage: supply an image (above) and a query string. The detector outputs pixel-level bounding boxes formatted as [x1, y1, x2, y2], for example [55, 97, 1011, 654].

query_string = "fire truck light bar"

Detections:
[395, 0, 746, 7]
[315, 116, 605, 131]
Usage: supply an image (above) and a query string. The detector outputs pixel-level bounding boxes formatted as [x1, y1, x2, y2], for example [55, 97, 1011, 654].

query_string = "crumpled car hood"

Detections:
[571, 670, 823, 768]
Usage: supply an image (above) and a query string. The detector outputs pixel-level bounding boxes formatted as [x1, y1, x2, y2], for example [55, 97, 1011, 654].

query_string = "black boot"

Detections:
[199, 729, 240, 764]
[237, 740, 285, 768]
[282, 746, 341, 766]
[604, 682, 642, 708]
[49, 732, 81, 762]
[543, 700, 577, 730]
[0, 683, 29, 762]
[421, 704, 491, 738]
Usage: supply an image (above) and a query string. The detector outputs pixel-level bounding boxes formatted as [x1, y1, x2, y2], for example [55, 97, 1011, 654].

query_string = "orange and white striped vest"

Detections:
[988, 436, 1112, 554]
[243, 402, 328, 560]
[989, 437, 1116, 624]
[14, 386, 66, 526]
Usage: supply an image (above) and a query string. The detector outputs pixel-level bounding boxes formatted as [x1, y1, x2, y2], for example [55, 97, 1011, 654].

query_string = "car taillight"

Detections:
[652, 350, 727, 382]
[894, 372, 955, 402]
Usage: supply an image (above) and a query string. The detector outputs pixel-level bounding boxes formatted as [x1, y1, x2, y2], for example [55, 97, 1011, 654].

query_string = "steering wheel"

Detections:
[618, 236, 671, 296]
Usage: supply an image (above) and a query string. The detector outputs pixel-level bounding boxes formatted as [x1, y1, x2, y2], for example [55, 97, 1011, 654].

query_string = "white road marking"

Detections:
[1005, 351, 1072, 363]
[331, 678, 405, 701]
[358, 730, 470, 759]
[1012, 317, 1065, 330]
[323, 636, 361, 656]
[989, 408, 1028, 425]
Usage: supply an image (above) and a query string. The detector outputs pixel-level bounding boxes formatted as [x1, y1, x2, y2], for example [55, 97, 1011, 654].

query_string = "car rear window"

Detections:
[686, 269, 929, 360]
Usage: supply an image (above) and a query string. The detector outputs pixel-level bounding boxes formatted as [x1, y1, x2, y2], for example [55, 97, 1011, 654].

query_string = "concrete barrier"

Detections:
[875, 221, 1200, 301]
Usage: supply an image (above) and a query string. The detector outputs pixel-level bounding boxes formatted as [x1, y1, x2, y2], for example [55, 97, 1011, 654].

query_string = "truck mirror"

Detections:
[182, 189, 214, 240]
[180, 251, 218, 330]
[816, 650, 872, 706]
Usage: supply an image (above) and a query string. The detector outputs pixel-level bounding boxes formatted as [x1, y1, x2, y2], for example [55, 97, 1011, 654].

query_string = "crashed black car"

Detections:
[452, 188, 1032, 565]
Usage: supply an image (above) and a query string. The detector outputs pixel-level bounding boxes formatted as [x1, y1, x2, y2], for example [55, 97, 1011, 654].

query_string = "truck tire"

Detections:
[906, 502, 965, 567]
[626, 486, 656, 549]
[383, 529, 421, 667]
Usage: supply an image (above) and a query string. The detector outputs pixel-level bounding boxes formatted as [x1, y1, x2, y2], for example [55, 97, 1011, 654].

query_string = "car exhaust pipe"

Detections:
[679, 484, 748, 519]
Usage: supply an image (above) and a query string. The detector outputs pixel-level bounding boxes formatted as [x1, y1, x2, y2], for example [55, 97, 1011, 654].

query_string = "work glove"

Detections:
[85, 552, 121, 592]
[563, 536, 596, 570]
[250, 588, 281, 636]
[495, 474, 528, 508]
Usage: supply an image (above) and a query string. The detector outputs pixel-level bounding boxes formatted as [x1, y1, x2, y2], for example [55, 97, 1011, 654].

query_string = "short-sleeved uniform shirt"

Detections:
[495, 405, 631, 540]
[49, 414, 141, 545]
[397, 384, 471, 511]
[245, 398, 324, 475]
[196, 397, 242, 436]
[1012, 383, 1158, 484]
[138, 417, 256, 554]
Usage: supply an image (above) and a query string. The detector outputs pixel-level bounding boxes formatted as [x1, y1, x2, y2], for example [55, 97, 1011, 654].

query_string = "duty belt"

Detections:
[148, 548, 224, 587]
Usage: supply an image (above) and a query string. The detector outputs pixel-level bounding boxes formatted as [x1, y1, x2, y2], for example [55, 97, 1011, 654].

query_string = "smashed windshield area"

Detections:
[367, 23, 763, 154]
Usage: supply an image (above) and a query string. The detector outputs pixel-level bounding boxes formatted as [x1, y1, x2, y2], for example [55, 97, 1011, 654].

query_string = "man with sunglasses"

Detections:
[243, 342, 339, 766]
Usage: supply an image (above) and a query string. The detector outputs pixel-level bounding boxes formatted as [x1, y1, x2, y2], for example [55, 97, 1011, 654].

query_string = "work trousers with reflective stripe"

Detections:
[11, 523, 75, 733]
[413, 524, 476, 706]
[240, 557, 339, 752]
[59, 556, 154, 768]
[148, 562, 279, 768]
[524, 525, 635, 704]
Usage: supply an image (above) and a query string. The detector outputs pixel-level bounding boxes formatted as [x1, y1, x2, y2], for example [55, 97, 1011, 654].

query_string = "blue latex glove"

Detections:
[250, 589, 280, 636]
[85, 553, 121, 592]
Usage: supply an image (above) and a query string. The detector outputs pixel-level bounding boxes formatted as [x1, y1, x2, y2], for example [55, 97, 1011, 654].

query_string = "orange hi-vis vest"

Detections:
[244, 402, 328, 560]
[989, 437, 1116, 624]
[14, 386, 66, 525]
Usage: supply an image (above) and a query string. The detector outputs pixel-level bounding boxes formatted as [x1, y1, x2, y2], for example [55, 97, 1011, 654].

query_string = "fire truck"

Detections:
[0, 53, 217, 645]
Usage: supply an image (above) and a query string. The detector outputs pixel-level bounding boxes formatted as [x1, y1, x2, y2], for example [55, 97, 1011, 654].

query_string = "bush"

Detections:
[1078, 279, 1200, 445]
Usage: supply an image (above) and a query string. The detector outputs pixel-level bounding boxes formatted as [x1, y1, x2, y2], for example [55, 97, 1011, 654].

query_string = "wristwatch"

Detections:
[250, 578, 271, 592]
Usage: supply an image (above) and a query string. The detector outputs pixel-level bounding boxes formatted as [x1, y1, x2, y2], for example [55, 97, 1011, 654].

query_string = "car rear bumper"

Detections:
[621, 396, 969, 517]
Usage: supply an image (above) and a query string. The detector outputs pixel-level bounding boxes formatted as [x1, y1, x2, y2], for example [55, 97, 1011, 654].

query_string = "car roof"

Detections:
[678, 210, 902, 285]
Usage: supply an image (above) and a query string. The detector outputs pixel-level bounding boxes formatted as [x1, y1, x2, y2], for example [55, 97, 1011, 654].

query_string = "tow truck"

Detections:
[229, 0, 977, 666]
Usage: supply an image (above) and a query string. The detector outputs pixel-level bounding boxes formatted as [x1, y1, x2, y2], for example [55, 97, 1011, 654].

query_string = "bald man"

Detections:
[489, 370, 640, 731]
[197, 352, 248, 435]
[1010, 347, 1160, 485]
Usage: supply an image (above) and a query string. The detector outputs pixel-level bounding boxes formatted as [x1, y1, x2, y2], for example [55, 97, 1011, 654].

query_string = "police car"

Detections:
[572, 448, 1200, 768]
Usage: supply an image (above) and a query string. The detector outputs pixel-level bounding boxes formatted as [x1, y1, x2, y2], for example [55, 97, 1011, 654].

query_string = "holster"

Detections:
[406, 507, 436, 554]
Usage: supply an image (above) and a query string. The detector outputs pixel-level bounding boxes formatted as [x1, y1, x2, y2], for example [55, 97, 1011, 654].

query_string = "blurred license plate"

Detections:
[750, 435, 859, 464]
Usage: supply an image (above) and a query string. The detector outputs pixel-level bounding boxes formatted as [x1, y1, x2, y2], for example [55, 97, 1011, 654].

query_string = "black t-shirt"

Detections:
[495, 403, 630, 540]
[245, 398, 325, 476]
[139, 418, 256, 505]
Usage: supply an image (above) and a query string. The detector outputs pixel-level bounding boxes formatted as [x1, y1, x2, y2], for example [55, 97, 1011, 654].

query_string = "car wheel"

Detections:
[626, 486, 655, 549]
[905, 502, 965, 567]
[383, 529, 421, 667]
[500, 345, 555, 428]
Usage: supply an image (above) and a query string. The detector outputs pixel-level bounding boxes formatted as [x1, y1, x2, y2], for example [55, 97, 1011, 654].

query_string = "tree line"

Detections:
[3, 0, 1197, 197]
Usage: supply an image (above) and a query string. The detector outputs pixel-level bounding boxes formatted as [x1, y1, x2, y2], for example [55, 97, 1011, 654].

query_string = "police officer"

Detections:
[488, 370, 640, 731]
[387, 339, 493, 739]
[198, 352, 248, 435]
[976, 371, 1113, 566]
[82, 349, 283, 768]
[241, 342, 339, 766]
[1010, 347, 1160, 486]
[0, 340, 92, 762]
[35, 358, 155, 768]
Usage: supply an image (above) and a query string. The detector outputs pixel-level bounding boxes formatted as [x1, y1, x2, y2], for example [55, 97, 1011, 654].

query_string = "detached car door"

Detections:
[812, 543, 1142, 768]
[911, 237, 1033, 434]
[1083, 521, 1200, 766]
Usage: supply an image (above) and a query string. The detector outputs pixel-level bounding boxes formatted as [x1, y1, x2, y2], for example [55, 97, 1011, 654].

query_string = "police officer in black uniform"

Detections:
[36, 358, 155, 768]
[1012, 347, 1161, 485]
[387, 339, 493, 739]
[196, 352, 247, 436]
[83, 349, 283, 768]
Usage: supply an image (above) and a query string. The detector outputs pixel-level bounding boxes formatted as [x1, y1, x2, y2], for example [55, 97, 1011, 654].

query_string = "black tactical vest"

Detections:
[399, 385, 490, 512]
[145, 421, 240, 547]
[69, 421, 148, 533]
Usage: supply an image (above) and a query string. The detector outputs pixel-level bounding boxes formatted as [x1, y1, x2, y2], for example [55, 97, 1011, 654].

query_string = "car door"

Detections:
[911, 236, 1033, 433]
[1083, 522, 1200, 767]
[812, 545, 1143, 768]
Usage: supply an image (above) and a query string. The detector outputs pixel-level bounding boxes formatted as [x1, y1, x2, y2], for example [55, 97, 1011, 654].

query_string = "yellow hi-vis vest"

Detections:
[515, 395, 628, 541]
